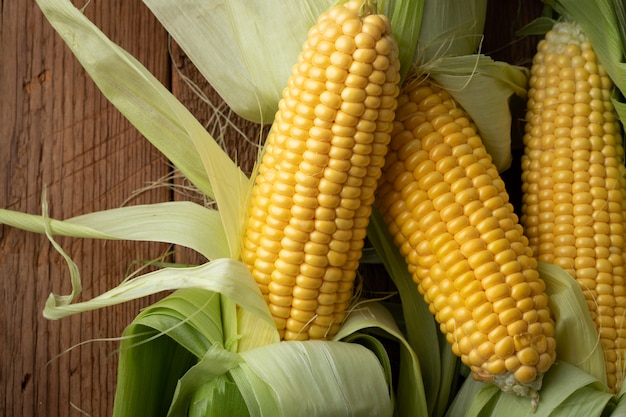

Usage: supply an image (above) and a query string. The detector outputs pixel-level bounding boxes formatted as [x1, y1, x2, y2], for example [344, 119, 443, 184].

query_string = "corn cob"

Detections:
[375, 77, 556, 407]
[241, 0, 400, 341]
[521, 20, 626, 393]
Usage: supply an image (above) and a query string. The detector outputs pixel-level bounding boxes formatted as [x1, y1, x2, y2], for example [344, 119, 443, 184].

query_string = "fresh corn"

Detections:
[375, 76, 556, 406]
[521, 20, 626, 393]
[241, 0, 401, 341]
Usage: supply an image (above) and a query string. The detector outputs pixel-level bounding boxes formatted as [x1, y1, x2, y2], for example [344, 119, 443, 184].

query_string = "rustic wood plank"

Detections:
[0, 1, 170, 415]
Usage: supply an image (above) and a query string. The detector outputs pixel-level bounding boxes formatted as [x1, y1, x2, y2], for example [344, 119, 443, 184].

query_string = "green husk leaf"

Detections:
[235, 340, 393, 417]
[168, 97, 249, 258]
[613, 0, 626, 57]
[142, 0, 334, 124]
[187, 374, 249, 417]
[334, 301, 406, 341]
[448, 362, 613, 417]
[113, 324, 197, 417]
[0, 201, 229, 260]
[112, 290, 222, 417]
[230, 362, 279, 417]
[40, 196, 83, 308]
[388, 0, 425, 80]
[167, 344, 244, 417]
[610, 388, 626, 415]
[538, 262, 607, 383]
[129, 289, 226, 358]
[367, 209, 448, 417]
[516, 17, 557, 36]
[423, 55, 529, 172]
[405, 0, 525, 172]
[415, 0, 487, 62]
[339, 331, 394, 397]
[538, 385, 614, 417]
[114, 284, 399, 417]
[334, 301, 428, 417]
[236, 305, 282, 352]
[112, 288, 245, 417]
[43, 257, 278, 346]
[434, 330, 463, 417]
[35, 0, 249, 228]
[444, 376, 499, 417]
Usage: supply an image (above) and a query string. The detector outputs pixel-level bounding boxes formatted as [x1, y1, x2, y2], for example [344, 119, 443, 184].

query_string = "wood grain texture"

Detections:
[1, 1, 170, 415]
[0, 0, 544, 415]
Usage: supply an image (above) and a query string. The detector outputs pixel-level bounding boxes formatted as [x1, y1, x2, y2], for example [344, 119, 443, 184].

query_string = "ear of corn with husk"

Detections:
[445, 0, 626, 414]
[521, 18, 626, 394]
[375, 75, 557, 410]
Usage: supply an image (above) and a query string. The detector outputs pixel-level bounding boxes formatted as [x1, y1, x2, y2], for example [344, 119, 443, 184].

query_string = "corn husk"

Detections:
[336, 301, 429, 417]
[415, 0, 487, 61]
[0, 201, 228, 260]
[112, 288, 395, 417]
[36, 0, 250, 257]
[446, 362, 614, 417]
[142, 0, 332, 124]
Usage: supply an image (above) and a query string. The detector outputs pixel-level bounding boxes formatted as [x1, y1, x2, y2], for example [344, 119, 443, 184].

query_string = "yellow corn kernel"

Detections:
[241, 0, 400, 341]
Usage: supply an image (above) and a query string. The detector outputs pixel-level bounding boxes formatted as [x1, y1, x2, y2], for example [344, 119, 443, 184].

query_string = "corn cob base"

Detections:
[521, 20, 626, 393]
[376, 77, 556, 409]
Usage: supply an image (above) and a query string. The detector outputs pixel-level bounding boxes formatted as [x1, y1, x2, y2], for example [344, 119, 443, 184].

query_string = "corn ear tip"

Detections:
[479, 370, 543, 412]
